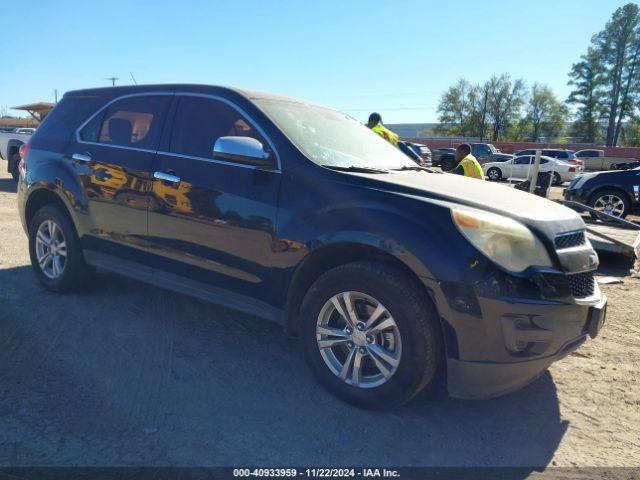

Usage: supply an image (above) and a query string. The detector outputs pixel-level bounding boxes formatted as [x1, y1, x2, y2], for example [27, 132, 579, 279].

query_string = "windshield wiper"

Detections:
[391, 165, 436, 172]
[325, 165, 389, 174]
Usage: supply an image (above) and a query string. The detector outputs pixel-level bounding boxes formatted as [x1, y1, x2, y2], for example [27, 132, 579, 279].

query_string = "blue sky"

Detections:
[0, 0, 629, 123]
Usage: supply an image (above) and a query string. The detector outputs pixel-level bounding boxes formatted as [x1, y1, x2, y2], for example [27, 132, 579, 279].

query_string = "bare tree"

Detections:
[487, 75, 527, 141]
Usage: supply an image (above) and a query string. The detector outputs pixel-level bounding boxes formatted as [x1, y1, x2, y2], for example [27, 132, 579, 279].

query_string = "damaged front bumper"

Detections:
[446, 293, 607, 399]
[422, 261, 607, 400]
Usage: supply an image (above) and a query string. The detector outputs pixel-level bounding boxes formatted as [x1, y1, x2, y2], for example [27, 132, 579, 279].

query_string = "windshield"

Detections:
[255, 99, 415, 170]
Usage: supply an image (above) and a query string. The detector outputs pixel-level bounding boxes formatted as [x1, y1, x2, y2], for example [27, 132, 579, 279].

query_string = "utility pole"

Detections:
[106, 77, 119, 87]
[529, 149, 542, 194]
[54, 89, 58, 104]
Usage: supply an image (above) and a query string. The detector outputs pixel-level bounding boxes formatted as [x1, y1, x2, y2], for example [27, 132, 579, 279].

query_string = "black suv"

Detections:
[18, 85, 606, 408]
[564, 166, 640, 219]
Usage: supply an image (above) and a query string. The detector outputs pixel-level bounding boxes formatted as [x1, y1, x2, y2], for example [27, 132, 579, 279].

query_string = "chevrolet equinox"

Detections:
[17, 85, 607, 408]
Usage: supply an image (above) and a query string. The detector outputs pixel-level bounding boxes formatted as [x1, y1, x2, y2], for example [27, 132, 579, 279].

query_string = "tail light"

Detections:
[18, 143, 30, 174]
[568, 166, 576, 172]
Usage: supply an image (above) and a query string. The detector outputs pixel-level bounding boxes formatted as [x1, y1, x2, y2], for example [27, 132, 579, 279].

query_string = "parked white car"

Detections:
[483, 155, 579, 185]
[15, 127, 36, 135]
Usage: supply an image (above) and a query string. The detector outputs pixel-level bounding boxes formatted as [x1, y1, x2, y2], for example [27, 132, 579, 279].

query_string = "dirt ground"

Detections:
[0, 170, 639, 470]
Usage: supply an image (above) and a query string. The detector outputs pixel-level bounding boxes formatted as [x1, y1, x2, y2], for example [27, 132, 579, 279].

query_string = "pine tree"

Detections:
[592, 3, 640, 146]
[567, 48, 603, 143]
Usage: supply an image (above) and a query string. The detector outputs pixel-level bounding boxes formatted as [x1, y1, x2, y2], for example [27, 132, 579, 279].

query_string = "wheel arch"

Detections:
[24, 187, 77, 234]
[587, 185, 632, 207]
[283, 242, 440, 337]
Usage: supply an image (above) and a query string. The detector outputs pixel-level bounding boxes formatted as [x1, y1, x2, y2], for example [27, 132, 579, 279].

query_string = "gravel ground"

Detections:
[0, 170, 638, 470]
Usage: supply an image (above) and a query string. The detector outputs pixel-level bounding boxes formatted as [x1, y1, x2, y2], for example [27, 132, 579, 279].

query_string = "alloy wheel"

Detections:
[316, 291, 402, 388]
[593, 194, 625, 218]
[35, 219, 67, 279]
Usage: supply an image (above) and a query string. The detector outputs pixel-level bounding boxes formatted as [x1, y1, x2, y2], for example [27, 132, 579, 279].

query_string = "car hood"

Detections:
[579, 168, 640, 183]
[356, 171, 585, 240]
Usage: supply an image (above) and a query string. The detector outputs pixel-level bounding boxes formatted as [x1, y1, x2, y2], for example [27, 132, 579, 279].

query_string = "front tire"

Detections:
[28, 205, 93, 292]
[487, 167, 502, 181]
[552, 172, 562, 185]
[588, 189, 630, 221]
[299, 261, 441, 409]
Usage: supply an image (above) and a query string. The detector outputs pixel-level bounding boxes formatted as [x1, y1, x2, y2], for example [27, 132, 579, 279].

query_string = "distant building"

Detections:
[386, 123, 440, 138]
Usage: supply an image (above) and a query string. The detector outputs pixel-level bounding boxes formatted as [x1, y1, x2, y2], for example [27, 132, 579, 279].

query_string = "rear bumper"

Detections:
[17, 175, 28, 235]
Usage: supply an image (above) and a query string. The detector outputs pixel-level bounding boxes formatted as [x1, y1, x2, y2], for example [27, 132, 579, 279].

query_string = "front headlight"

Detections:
[452, 208, 553, 273]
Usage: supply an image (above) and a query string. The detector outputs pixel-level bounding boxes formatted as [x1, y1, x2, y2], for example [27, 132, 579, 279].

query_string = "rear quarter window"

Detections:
[30, 95, 106, 151]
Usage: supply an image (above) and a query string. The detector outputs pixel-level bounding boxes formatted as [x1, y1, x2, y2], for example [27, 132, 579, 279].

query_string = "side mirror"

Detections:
[213, 136, 274, 168]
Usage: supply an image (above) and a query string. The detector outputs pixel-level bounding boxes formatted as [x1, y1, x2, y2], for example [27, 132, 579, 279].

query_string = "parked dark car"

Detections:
[469, 143, 512, 164]
[398, 140, 429, 167]
[406, 142, 432, 167]
[431, 147, 456, 168]
[564, 167, 640, 219]
[18, 84, 606, 408]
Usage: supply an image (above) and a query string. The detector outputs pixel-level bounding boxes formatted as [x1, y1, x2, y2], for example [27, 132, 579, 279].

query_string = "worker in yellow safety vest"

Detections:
[453, 143, 484, 179]
[367, 113, 399, 147]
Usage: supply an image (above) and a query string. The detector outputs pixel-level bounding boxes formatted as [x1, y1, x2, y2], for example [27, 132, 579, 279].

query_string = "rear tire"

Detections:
[28, 205, 93, 292]
[10, 153, 20, 182]
[552, 172, 562, 185]
[299, 261, 442, 409]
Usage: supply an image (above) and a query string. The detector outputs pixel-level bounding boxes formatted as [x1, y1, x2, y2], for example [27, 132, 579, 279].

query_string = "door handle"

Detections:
[154, 171, 180, 183]
[71, 153, 92, 163]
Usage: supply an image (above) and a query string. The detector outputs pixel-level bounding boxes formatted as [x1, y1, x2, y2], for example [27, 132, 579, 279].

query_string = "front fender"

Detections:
[278, 196, 472, 285]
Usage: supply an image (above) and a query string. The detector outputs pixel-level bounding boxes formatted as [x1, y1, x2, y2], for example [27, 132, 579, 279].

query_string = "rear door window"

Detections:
[80, 95, 171, 149]
[514, 156, 532, 165]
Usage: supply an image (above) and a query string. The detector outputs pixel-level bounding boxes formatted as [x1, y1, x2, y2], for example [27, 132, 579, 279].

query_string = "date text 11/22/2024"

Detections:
[233, 468, 400, 478]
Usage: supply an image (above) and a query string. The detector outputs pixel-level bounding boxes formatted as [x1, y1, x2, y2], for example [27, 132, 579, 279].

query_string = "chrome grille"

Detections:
[555, 231, 586, 250]
[568, 271, 595, 298]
